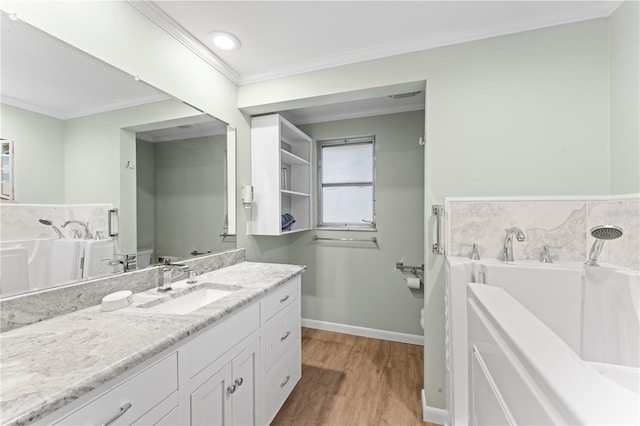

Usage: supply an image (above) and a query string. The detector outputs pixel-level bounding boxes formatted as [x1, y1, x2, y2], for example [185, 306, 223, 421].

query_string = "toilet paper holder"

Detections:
[395, 262, 424, 278]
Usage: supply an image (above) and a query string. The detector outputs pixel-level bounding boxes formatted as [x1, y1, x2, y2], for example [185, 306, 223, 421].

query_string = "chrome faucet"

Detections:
[503, 227, 526, 262]
[61, 220, 93, 239]
[157, 262, 190, 292]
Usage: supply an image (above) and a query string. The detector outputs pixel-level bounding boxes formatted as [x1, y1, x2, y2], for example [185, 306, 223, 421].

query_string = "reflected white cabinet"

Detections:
[251, 114, 311, 235]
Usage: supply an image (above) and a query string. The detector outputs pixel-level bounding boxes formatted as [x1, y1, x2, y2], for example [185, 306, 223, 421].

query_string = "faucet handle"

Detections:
[540, 245, 562, 263]
[187, 269, 200, 284]
[470, 243, 481, 260]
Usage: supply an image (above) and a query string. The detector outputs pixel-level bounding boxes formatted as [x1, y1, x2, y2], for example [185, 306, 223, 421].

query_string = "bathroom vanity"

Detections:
[0, 254, 304, 426]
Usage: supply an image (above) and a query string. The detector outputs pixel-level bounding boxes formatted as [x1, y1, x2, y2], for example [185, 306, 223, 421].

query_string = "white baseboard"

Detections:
[422, 390, 448, 425]
[301, 318, 423, 345]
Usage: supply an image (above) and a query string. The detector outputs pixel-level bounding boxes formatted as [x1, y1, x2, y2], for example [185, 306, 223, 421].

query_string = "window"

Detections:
[317, 137, 375, 229]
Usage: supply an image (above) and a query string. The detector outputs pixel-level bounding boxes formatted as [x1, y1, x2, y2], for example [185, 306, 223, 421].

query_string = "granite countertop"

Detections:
[0, 261, 305, 426]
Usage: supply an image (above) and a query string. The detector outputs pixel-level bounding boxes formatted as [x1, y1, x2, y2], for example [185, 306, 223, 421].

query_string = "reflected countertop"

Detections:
[0, 261, 305, 426]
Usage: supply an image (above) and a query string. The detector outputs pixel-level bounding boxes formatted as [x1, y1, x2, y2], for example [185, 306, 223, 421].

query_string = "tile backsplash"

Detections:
[0, 203, 112, 241]
[446, 194, 639, 270]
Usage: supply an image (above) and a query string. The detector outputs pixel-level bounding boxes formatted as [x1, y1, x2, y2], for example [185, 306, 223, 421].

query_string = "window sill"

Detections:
[314, 227, 377, 232]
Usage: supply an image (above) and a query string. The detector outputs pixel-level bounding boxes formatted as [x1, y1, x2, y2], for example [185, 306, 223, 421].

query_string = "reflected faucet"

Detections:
[61, 220, 93, 239]
[503, 227, 526, 262]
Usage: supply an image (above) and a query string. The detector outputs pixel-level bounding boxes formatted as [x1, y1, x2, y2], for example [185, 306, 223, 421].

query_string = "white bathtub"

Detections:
[446, 257, 640, 425]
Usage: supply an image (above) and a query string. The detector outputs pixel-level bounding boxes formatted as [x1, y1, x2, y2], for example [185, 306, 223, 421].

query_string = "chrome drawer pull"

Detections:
[235, 377, 244, 387]
[102, 402, 132, 426]
[227, 384, 236, 394]
[280, 375, 291, 388]
[280, 331, 291, 341]
[280, 294, 290, 303]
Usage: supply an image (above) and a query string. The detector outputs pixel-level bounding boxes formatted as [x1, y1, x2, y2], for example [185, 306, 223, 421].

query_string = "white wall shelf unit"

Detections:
[251, 114, 311, 236]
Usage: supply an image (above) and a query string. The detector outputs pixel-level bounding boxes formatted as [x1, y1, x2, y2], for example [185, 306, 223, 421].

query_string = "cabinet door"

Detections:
[232, 339, 260, 426]
[190, 363, 233, 426]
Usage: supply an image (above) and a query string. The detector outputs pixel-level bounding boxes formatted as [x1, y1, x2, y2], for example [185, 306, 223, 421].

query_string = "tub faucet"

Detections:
[503, 227, 526, 262]
[61, 220, 93, 239]
[157, 262, 190, 292]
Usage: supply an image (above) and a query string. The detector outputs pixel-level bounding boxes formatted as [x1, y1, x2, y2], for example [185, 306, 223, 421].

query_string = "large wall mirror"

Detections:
[0, 12, 236, 298]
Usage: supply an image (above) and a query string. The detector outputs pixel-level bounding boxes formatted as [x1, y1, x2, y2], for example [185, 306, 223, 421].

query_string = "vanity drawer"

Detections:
[56, 353, 178, 426]
[262, 276, 299, 322]
[187, 303, 260, 379]
[264, 345, 301, 424]
[265, 302, 299, 372]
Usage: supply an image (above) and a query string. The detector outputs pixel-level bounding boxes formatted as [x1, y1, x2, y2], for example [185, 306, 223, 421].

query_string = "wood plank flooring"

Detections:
[272, 328, 437, 426]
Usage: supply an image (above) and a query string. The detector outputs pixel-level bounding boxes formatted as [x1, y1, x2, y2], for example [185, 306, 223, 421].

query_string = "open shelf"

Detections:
[281, 190, 310, 197]
[251, 114, 312, 236]
[281, 149, 310, 166]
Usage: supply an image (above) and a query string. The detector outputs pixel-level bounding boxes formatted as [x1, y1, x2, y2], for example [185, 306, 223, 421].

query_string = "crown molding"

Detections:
[127, 0, 240, 84]
[604, 1, 625, 15]
[128, 0, 618, 86]
[287, 103, 425, 126]
[238, 2, 616, 85]
[2, 93, 171, 120]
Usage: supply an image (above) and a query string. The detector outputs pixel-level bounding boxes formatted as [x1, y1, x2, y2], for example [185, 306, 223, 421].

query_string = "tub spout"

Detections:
[503, 227, 526, 262]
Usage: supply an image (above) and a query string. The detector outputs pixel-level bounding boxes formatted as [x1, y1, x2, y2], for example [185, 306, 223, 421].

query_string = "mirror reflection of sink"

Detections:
[141, 283, 241, 315]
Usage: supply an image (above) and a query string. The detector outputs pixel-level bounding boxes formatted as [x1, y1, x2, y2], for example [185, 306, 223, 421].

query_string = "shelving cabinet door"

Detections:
[190, 363, 233, 426]
[231, 339, 261, 426]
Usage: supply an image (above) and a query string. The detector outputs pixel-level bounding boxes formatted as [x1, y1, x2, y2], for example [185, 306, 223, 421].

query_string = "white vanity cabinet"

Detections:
[190, 339, 260, 426]
[261, 277, 302, 424]
[183, 303, 262, 426]
[51, 353, 179, 426]
[41, 274, 302, 426]
[251, 114, 312, 235]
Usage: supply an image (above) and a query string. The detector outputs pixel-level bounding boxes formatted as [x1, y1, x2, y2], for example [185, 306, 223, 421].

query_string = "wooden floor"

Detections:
[272, 328, 435, 426]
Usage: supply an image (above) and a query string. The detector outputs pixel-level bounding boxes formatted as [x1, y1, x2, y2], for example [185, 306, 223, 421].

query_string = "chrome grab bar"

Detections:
[395, 262, 424, 277]
[108, 208, 118, 238]
[312, 235, 378, 244]
[432, 204, 444, 255]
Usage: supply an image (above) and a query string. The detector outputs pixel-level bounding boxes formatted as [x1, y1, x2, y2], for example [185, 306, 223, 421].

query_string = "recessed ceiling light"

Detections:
[211, 31, 240, 51]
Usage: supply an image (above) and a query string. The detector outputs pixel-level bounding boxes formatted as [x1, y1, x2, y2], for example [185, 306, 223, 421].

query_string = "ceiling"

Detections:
[0, 12, 169, 120]
[135, 0, 621, 85]
[137, 119, 228, 143]
[1, 1, 621, 124]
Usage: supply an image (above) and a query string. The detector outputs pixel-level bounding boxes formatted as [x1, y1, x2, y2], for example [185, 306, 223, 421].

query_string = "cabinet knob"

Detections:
[280, 295, 290, 303]
[227, 384, 236, 394]
[235, 377, 244, 387]
[280, 331, 291, 341]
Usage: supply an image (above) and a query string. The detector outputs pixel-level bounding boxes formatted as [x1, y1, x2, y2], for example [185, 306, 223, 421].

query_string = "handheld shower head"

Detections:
[585, 225, 623, 266]
[38, 218, 65, 239]
[590, 225, 623, 240]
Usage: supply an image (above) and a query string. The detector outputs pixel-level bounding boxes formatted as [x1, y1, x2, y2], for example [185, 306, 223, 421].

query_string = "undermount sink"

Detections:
[142, 284, 240, 315]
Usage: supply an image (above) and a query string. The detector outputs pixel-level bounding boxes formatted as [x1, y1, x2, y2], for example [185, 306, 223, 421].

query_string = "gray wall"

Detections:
[609, 0, 640, 194]
[136, 135, 233, 261]
[136, 139, 155, 252]
[0, 104, 65, 203]
[239, 19, 612, 409]
[294, 110, 425, 336]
